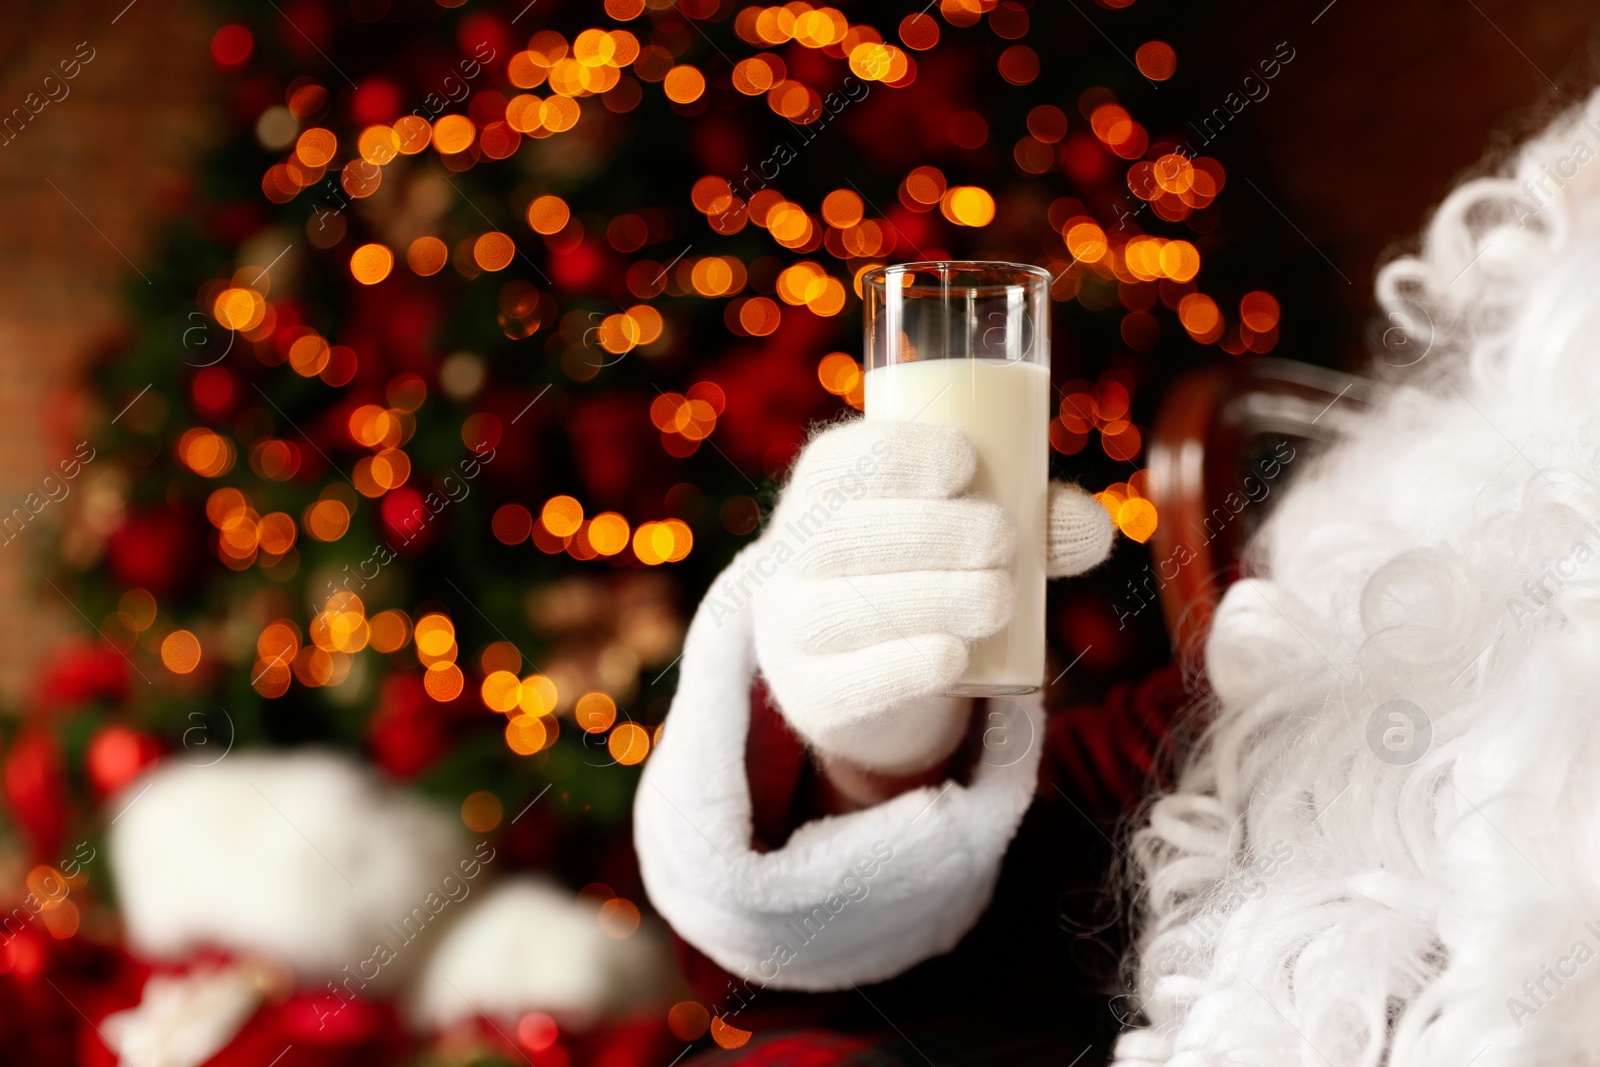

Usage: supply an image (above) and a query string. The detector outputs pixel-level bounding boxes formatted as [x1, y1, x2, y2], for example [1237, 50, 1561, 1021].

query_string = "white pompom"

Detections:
[100, 964, 265, 1067]
[108, 750, 465, 988]
[407, 877, 669, 1032]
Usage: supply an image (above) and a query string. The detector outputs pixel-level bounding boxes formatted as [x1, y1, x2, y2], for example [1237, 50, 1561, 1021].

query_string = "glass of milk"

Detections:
[861, 261, 1051, 696]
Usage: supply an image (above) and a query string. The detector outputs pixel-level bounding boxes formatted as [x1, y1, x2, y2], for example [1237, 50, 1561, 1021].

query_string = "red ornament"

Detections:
[588, 1017, 687, 1067]
[1061, 133, 1114, 187]
[690, 116, 751, 179]
[350, 78, 401, 125]
[549, 239, 606, 293]
[885, 205, 932, 254]
[344, 278, 441, 374]
[31, 637, 129, 715]
[368, 673, 446, 779]
[457, 12, 513, 68]
[706, 312, 836, 473]
[191, 366, 236, 418]
[210, 25, 253, 69]
[379, 488, 436, 556]
[207, 202, 266, 246]
[3, 938, 147, 1067]
[3, 730, 67, 861]
[467, 90, 509, 126]
[567, 394, 654, 508]
[517, 1011, 559, 1052]
[278, 2, 332, 56]
[106, 507, 198, 598]
[86, 726, 160, 798]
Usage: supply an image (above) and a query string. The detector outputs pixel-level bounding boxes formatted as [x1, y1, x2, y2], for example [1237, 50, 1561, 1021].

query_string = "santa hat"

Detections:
[406, 877, 669, 1033]
[108, 749, 465, 987]
[103, 751, 666, 1067]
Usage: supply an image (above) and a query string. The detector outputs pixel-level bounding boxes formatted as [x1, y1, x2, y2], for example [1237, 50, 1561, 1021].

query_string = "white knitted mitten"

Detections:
[750, 419, 1113, 773]
[1048, 477, 1117, 578]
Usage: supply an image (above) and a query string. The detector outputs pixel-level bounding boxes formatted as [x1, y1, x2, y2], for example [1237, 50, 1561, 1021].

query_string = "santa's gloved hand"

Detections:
[750, 419, 1113, 776]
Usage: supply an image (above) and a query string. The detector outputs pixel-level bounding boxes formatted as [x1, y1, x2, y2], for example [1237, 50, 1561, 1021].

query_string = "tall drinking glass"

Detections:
[861, 261, 1051, 696]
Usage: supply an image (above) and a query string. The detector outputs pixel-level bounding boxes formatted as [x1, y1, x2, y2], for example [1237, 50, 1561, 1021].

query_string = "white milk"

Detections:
[864, 358, 1050, 694]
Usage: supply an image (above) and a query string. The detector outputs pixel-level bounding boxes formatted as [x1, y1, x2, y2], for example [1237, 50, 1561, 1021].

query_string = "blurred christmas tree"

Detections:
[2, 0, 1285, 1059]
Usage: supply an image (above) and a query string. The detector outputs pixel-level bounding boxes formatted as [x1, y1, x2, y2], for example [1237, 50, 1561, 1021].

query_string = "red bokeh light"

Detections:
[210, 24, 253, 68]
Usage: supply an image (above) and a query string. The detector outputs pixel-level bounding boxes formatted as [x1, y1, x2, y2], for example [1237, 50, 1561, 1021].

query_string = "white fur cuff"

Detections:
[107, 750, 466, 987]
[634, 545, 1044, 991]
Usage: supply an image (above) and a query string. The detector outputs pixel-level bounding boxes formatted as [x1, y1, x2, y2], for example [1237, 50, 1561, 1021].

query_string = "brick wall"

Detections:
[0, 0, 212, 702]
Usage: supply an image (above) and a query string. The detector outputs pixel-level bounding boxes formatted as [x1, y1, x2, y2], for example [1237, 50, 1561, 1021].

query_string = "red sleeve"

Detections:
[1041, 661, 1193, 819]
[743, 677, 813, 853]
[740, 663, 1196, 837]
[667, 662, 1198, 1016]
[668, 677, 855, 1025]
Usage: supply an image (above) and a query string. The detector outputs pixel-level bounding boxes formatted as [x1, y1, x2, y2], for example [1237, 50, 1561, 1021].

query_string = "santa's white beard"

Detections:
[1119, 89, 1600, 1067]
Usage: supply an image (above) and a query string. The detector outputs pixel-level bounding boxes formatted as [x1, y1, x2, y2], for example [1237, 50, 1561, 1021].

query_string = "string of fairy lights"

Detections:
[0, 1, 1304, 1048]
[140, 0, 1288, 783]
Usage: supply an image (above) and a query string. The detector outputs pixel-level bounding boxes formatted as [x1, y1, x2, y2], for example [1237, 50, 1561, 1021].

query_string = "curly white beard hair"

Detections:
[1116, 90, 1600, 1067]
